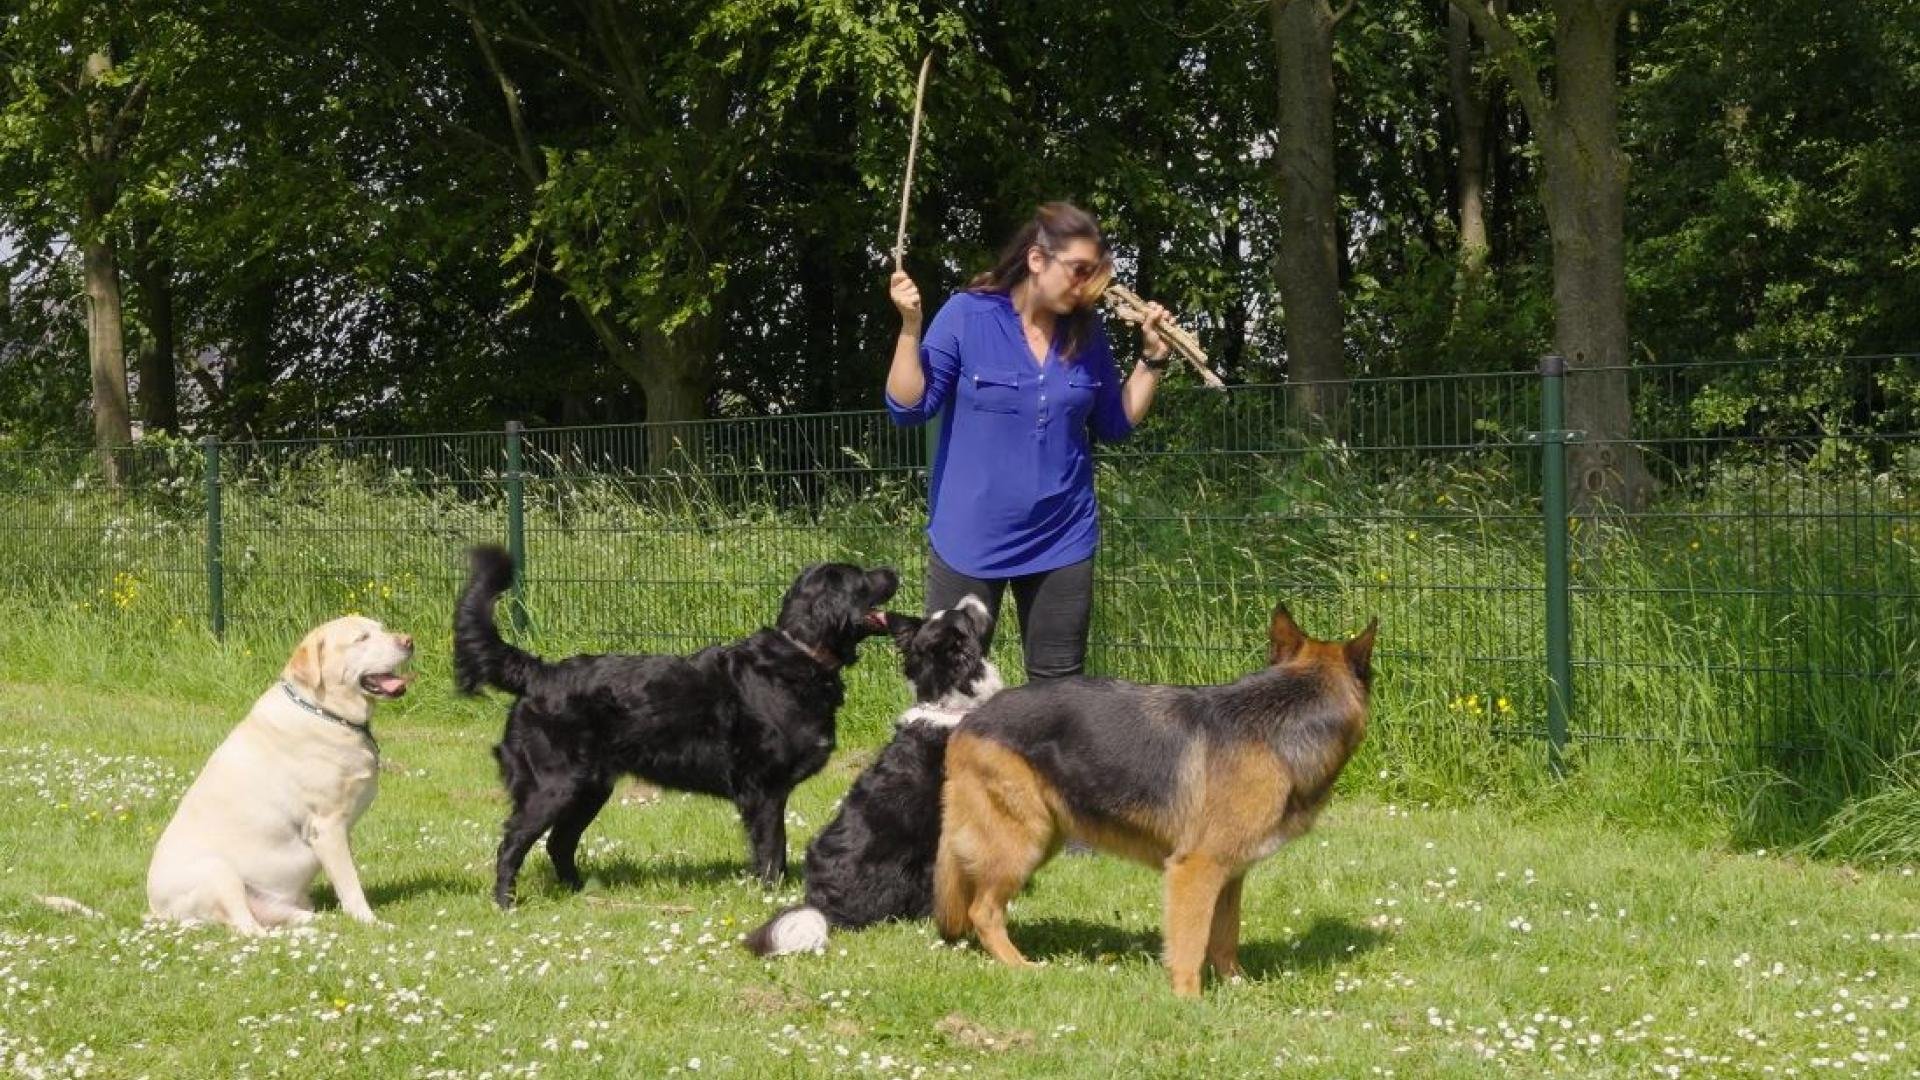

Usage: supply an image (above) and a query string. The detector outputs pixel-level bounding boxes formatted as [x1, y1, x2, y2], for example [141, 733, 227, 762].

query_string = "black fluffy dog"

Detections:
[454, 545, 898, 907]
[745, 596, 1001, 955]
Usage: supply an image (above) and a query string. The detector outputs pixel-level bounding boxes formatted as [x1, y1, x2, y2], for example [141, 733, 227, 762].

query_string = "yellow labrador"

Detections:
[146, 616, 414, 934]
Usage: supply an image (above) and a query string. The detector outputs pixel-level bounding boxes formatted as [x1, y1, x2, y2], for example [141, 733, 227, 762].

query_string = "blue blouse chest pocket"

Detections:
[969, 371, 1022, 414]
[1063, 370, 1103, 417]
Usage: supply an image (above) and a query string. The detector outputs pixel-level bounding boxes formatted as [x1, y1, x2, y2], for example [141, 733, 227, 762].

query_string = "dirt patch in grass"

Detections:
[935, 1013, 1035, 1052]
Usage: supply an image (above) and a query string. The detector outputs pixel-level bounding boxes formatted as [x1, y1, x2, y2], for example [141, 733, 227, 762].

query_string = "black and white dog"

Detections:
[745, 596, 1002, 955]
[454, 545, 899, 907]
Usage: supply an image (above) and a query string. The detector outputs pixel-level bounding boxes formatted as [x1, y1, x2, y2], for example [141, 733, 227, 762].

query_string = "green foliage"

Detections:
[1628, 0, 1920, 365]
[0, 0, 1916, 441]
[0, 258, 88, 444]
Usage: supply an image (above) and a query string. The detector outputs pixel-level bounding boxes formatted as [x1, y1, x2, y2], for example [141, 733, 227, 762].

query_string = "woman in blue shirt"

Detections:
[884, 202, 1170, 679]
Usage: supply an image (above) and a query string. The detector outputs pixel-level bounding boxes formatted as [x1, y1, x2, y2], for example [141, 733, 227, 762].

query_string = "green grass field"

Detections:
[1, 425, 1915, 1075]
[1, 616, 1916, 1079]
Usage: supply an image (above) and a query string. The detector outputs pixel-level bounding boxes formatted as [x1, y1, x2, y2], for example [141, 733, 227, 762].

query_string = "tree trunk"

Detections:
[1270, 0, 1348, 436]
[130, 218, 179, 434]
[226, 274, 277, 439]
[1448, 4, 1491, 276]
[638, 319, 715, 470]
[1542, 0, 1653, 511]
[79, 49, 131, 483]
[1490, 92, 1518, 266]
[81, 193, 131, 483]
[1221, 215, 1249, 379]
[798, 234, 838, 413]
[1451, 0, 1653, 511]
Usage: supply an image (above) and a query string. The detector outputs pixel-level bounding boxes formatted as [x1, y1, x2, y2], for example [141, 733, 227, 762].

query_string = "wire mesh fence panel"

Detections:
[1096, 373, 1545, 740]
[0, 443, 206, 630]
[215, 430, 512, 642]
[3, 355, 1913, 756]
[1566, 356, 1918, 753]
[513, 412, 930, 657]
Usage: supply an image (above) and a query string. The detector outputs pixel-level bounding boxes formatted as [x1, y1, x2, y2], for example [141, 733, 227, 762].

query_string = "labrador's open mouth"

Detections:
[359, 672, 413, 699]
[864, 609, 891, 631]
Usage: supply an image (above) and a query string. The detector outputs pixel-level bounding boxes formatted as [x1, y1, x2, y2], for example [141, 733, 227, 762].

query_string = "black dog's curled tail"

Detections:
[742, 905, 830, 957]
[454, 544, 546, 696]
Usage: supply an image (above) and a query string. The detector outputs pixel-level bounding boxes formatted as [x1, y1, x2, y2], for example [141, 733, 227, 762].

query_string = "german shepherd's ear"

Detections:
[1268, 603, 1308, 665]
[286, 633, 323, 690]
[1345, 618, 1380, 685]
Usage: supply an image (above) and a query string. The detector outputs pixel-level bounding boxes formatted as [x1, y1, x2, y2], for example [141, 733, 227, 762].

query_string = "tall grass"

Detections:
[0, 402, 1914, 860]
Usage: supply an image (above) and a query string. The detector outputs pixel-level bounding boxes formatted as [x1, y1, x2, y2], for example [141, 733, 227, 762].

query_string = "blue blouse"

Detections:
[885, 290, 1134, 578]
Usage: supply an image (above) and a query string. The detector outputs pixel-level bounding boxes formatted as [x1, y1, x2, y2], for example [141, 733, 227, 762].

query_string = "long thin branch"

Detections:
[8, 238, 76, 293]
[892, 53, 932, 271]
[460, 7, 545, 189]
[583, 0, 648, 111]
[452, 16, 647, 376]
[488, 29, 627, 115]
[573, 292, 647, 384]
[497, 0, 634, 114]
[103, 77, 149, 158]
[354, 41, 516, 166]
[1447, 0, 1551, 130]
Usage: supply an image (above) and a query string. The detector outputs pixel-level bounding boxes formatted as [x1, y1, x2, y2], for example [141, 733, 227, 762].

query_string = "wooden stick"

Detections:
[1100, 283, 1226, 389]
[892, 53, 934, 272]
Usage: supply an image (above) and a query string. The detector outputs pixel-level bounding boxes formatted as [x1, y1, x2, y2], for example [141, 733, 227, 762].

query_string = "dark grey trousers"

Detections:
[924, 548, 1094, 680]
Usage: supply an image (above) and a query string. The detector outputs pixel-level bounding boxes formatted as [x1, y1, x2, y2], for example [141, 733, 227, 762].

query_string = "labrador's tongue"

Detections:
[367, 672, 411, 697]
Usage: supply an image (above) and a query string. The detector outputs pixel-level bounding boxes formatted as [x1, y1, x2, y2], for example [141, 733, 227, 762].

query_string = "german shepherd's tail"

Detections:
[454, 544, 547, 696]
[742, 904, 831, 957]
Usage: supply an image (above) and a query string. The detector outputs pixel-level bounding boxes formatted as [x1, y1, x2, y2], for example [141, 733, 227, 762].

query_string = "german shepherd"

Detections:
[932, 604, 1377, 997]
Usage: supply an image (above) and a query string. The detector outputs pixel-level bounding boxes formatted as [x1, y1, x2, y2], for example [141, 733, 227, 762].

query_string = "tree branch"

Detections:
[575, 293, 647, 383]
[1330, 0, 1358, 27]
[457, 5, 546, 190]
[1447, 0, 1551, 131]
[182, 354, 224, 405]
[100, 77, 148, 159]
[584, 0, 649, 110]
[488, 31, 630, 118]
[495, 0, 640, 121]
[360, 43, 516, 166]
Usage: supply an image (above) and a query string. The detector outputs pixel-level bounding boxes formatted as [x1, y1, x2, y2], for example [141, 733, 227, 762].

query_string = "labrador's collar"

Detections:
[280, 680, 378, 754]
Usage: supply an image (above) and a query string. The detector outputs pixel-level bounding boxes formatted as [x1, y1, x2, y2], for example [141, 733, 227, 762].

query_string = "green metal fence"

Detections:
[1, 355, 1913, 757]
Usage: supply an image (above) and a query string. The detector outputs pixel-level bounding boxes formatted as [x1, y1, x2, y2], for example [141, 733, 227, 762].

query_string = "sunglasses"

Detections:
[1043, 250, 1104, 284]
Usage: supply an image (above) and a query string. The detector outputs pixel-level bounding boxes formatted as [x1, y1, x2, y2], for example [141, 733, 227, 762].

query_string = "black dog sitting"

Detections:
[745, 596, 1001, 955]
[454, 545, 898, 907]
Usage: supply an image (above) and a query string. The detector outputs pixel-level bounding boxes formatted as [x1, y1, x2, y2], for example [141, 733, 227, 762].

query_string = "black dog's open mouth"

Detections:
[360, 671, 413, 699]
[864, 609, 891, 632]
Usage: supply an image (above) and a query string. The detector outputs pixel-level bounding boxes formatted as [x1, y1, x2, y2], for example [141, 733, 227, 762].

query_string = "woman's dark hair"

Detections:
[967, 201, 1112, 361]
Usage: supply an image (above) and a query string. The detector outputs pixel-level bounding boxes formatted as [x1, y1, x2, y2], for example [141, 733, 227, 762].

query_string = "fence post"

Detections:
[201, 435, 225, 640]
[1538, 355, 1574, 776]
[505, 421, 528, 635]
